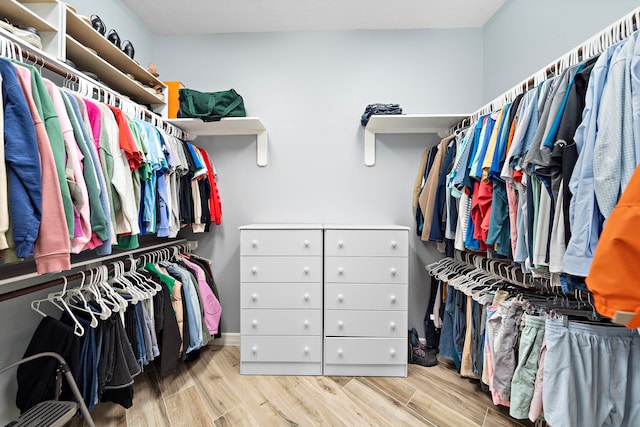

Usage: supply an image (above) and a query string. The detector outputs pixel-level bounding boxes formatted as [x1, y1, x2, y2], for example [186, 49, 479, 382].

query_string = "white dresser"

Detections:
[239, 224, 324, 375]
[239, 224, 409, 377]
[323, 225, 409, 377]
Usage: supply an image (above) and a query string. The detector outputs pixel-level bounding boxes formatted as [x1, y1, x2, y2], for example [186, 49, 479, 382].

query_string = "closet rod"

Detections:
[0, 31, 188, 141]
[448, 6, 640, 135]
[0, 239, 194, 302]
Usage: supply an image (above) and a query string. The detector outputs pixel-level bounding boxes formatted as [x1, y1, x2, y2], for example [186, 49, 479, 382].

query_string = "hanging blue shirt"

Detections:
[564, 41, 625, 277]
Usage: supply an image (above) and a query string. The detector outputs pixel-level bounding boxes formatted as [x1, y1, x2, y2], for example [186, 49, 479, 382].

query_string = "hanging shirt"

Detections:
[44, 81, 91, 253]
[565, 41, 625, 277]
[0, 58, 41, 258]
[14, 63, 70, 273]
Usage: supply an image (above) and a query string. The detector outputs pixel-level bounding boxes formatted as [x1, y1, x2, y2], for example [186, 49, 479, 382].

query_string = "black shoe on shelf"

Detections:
[121, 40, 134, 59]
[107, 29, 121, 48]
[91, 14, 106, 35]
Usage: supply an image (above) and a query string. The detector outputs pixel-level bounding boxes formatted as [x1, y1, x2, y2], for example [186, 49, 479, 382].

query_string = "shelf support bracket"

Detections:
[364, 129, 376, 167]
[256, 130, 268, 167]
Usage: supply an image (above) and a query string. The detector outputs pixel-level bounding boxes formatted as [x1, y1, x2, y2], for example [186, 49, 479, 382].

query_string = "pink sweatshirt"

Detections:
[14, 65, 70, 273]
[44, 80, 91, 253]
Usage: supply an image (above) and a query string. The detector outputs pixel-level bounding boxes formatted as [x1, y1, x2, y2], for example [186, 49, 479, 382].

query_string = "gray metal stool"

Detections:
[0, 352, 95, 427]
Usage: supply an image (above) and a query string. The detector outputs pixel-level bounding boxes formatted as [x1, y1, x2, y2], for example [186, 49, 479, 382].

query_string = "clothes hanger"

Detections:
[98, 265, 127, 313]
[65, 283, 99, 329]
[110, 261, 143, 304]
[31, 278, 85, 336]
[125, 255, 160, 294]
[81, 270, 111, 321]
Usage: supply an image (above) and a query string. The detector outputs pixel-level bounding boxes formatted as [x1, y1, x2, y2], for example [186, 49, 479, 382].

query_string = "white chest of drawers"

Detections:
[239, 224, 409, 377]
[323, 225, 409, 377]
[239, 224, 324, 375]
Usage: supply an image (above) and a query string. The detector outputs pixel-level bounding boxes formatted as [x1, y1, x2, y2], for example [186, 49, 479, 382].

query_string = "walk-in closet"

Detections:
[1, 1, 639, 426]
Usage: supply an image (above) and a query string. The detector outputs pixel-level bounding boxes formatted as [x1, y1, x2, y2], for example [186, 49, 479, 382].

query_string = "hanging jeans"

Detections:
[424, 276, 441, 349]
[439, 284, 456, 361]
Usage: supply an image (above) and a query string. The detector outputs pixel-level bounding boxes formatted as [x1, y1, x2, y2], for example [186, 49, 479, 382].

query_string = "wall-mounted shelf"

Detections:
[66, 35, 164, 105]
[1, 0, 63, 58]
[65, 9, 164, 89]
[363, 114, 469, 166]
[168, 117, 268, 167]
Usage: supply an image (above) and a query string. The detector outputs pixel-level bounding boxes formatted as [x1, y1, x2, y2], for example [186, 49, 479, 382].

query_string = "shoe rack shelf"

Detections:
[65, 35, 164, 105]
[0, 0, 166, 109]
[1, 0, 63, 58]
[168, 117, 269, 167]
[64, 8, 165, 102]
[363, 114, 469, 166]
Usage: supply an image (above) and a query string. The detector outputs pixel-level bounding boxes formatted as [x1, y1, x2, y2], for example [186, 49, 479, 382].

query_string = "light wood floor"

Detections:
[70, 345, 530, 427]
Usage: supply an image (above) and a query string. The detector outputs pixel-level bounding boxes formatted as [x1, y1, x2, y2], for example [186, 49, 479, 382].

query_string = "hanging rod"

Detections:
[0, 31, 188, 141]
[0, 239, 197, 302]
[448, 6, 640, 135]
[0, 238, 197, 288]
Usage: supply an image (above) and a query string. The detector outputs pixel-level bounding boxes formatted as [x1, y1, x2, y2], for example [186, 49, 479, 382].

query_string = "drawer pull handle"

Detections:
[303, 240, 310, 248]
[251, 320, 258, 327]
[337, 267, 344, 275]
[337, 349, 344, 356]
[390, 268, 397, 276]
[252, 346, 258, 353]
[251, 240, 258, 248]
[337, 320, 344, 328]
[251, 267, 258, 275]
[391, 240, 398, 249]
[303, 293, 310, 301]
[390, 349, 396, 357]
[303, 267, 310, 274]
[338, 294, 344, 302]
[390, 295, 397, 303]
[338, 241, 344, 248]
[390, 322, 396, 330]
[303, 320, 310, 328]
[251, 293, 258, 301]
[304, 346, 310, 354]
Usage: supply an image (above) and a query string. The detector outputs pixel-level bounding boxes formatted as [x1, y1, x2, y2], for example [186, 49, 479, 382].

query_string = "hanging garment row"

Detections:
[15, 244, 221, 415]
[0, 54, 222, 275]
[425, 257, 640, 427]
[414, 29, 640, 297]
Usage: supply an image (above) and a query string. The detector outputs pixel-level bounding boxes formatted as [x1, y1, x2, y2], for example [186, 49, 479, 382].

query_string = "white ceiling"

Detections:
[120, 0, 507, 35]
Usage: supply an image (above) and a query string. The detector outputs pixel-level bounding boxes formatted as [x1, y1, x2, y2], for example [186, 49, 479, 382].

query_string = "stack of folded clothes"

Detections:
[361, 103, 403, 126]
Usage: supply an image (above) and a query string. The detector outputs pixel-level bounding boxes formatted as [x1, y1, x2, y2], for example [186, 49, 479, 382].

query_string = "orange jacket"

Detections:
[586, 164, 640, 328]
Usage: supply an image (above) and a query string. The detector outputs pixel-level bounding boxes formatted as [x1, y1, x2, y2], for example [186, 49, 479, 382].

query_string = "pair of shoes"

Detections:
[91, 15, 135, 59]
[408, 328, 437, 367]
[0, 19, 42, 50]
[107, 29, 134, 59]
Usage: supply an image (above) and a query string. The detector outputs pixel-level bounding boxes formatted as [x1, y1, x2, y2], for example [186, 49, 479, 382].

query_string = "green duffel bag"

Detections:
[177, 88, 246, 121]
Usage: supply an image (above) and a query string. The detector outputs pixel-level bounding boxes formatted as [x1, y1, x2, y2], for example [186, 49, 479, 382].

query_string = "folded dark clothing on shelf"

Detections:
[361, 103, 403, 126]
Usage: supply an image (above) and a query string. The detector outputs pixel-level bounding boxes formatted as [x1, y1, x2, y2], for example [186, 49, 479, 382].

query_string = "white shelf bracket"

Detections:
[364, 129, 376, 167]
[256, 130, 268, 167]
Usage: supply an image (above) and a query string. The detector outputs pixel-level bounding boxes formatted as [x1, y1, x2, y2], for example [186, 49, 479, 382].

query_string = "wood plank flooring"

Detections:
[69, 345, 531, 427]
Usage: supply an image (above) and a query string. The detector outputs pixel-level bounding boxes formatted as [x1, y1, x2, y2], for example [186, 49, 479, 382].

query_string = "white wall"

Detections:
[482, 0, 639, 103]
[155, 29, 484, 338]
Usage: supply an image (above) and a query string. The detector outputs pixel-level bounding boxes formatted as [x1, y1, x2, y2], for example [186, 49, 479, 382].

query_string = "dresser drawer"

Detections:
[324, 310, 407, 337]
[241, 336, 322, 363]
[324, 283, 407, 310]
[242, 283, 322, 309]
[324, 230, 408, 257]
[241, 256, 322, 282]
[324, 257, 408, 283]
[241, 229, 322, 256]
[242, 309, 322, 335]
[324, 337, 407, 365]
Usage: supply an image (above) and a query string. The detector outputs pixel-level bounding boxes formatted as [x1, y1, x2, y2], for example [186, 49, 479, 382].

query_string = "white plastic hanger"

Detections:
[31, 278, 85, 336]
